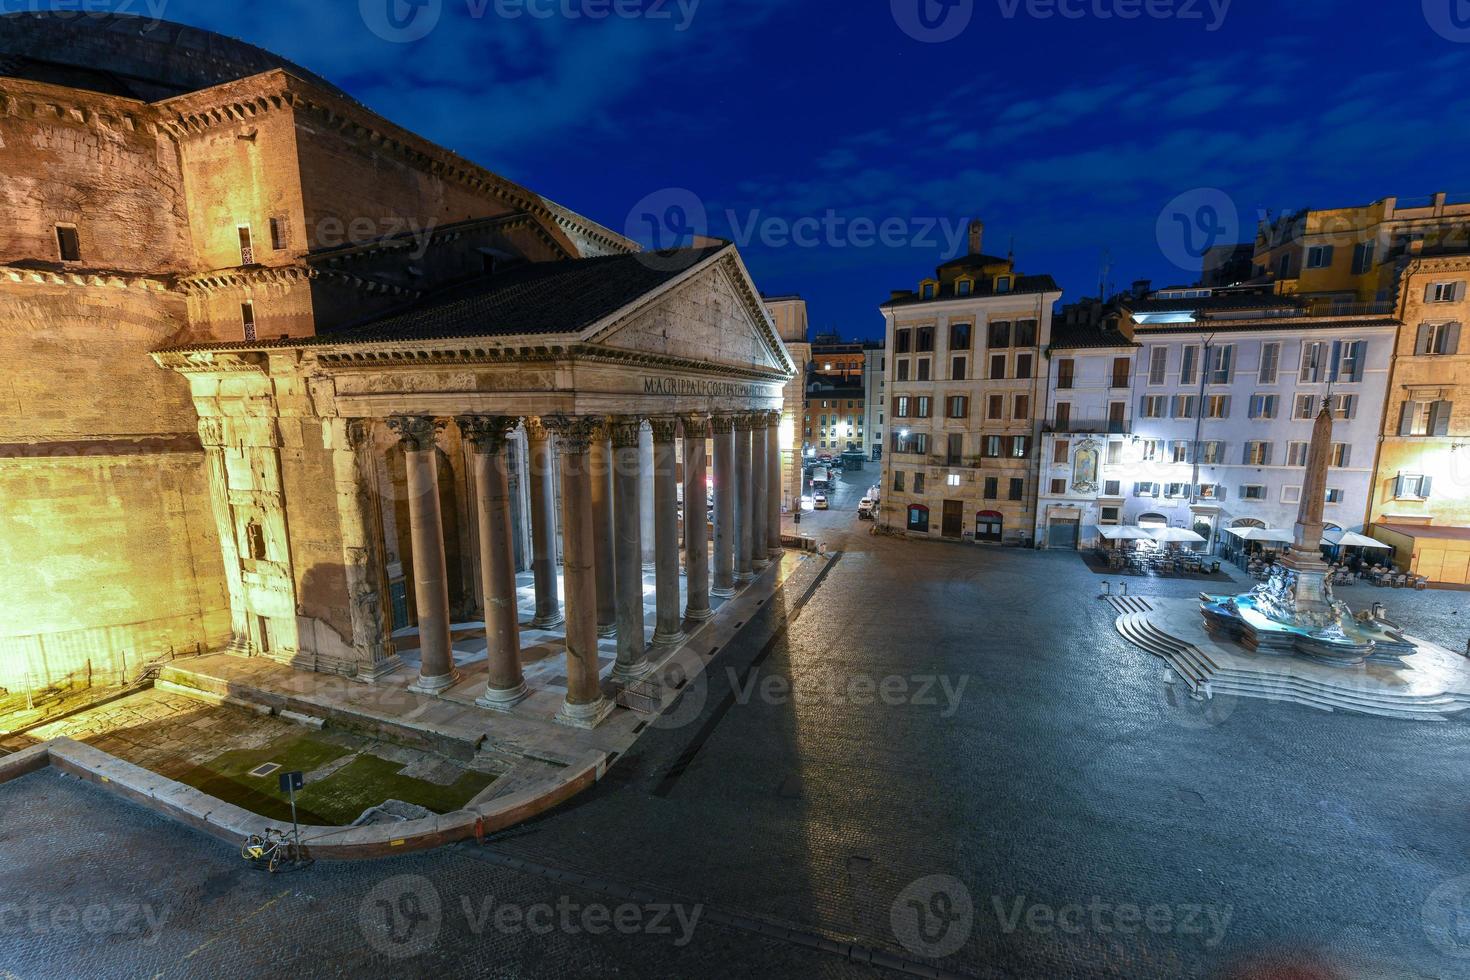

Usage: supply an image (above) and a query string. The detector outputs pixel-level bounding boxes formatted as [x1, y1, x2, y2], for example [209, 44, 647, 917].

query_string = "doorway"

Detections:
[941, 499, 964, 538]
[976, 510, 1003, 543]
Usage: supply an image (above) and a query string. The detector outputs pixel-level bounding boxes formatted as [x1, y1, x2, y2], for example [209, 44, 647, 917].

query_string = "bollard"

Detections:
[1101, 580, 1112, 596]
[1120, 581, 1128, 596]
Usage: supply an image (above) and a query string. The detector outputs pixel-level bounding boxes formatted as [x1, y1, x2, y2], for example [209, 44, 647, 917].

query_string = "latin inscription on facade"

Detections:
[642, 376, 769, 398]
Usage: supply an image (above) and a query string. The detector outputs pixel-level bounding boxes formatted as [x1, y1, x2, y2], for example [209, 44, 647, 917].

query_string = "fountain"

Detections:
[1199, 398, 1414, 665]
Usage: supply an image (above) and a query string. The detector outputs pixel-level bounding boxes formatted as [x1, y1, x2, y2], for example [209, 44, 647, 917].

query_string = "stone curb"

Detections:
[1, 736, 606, 860]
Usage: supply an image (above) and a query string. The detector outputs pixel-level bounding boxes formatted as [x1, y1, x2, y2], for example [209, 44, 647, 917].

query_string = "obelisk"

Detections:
[1276, 397, 1335, 621]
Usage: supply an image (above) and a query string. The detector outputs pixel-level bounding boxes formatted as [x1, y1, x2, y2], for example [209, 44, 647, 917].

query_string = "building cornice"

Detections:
[0, 264, 174, 292]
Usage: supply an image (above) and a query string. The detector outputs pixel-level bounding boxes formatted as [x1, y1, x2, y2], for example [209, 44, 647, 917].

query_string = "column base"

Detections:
[651, 627, 687, 647]
[710, 585, 736, 599]
[684, 605, 715, 622]
[610, 658, 654, 682]
[767, 546, 784, 560]
[597, 623, 618, 638]
[353, 653, 405, 683]
[475, 681, 531, 711]
[409, 669, 460, 695]
[752, 557, 771, 570]
[529, 611, 565, 630]
[555, 696, 615, 729]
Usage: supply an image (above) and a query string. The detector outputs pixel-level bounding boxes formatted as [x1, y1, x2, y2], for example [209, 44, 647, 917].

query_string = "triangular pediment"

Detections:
[581, 249, 794, 377]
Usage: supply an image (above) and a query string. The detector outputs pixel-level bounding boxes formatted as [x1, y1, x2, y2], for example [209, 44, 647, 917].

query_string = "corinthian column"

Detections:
[734, 413, 755, 583]
[609, 417, 650, 679]
[542, 415, 613, 728]
[765, 411, 784, 558]
[525, 418, 563, 630]
[589, 428, 618, 638]
[750, 420, 770, 570]
[710, 414, 737, 598]
[387, 416, 458, 695]
[460, 416, 529, 710]
[681, 414, 712, 620]
[649, 416, 686, 646]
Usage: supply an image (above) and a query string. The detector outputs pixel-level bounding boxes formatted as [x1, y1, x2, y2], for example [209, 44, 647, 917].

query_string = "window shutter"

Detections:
[1416, 324, 1432, 355]
[1399, 401, 1416, 436]
[1449, 322, 1462, 355]
[1221, 395, 1231, 418]
[1352, 342, 1365, 381]
[1426, 284, 1436, 302]
[1216, 486, 1227, 500]
[1421, 475, 1434, 498]
[1457, 282, 1468, 302]
[1238, 485, 1249, 498]
[1393, 474, 1404, 497]
[1328, 340, 1341, 383]
[1262, 443, 1272, 466]
[1430, 401, 1451, 436]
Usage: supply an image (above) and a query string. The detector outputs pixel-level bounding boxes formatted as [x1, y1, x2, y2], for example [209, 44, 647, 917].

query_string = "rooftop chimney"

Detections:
[968, 219, 984, 256]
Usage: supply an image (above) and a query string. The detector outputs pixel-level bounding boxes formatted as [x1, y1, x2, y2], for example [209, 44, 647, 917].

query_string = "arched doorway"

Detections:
[907, 504, 930, 533]
[1231, 517, 1265, 528]
[976, 510, 1003, 543]
[1138, 512, 1168, 529]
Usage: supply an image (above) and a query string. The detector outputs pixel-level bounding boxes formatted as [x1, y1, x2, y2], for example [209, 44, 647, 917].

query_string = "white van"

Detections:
[857, 498, 874, 519]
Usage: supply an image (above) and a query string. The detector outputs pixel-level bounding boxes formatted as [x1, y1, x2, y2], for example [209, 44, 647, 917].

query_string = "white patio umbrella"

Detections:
[1098, 526, 1154, 540]
[1324, 530, 1390, 550]
[1223, 526, 1294, 544]
[1150, 526, 1206, 546]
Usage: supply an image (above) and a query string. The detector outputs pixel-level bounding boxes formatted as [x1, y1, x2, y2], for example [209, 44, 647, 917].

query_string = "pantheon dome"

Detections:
[0, 11, 351, 102]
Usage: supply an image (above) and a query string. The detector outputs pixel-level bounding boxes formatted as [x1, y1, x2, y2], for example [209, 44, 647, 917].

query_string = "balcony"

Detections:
[1043, 420, 1130, 435]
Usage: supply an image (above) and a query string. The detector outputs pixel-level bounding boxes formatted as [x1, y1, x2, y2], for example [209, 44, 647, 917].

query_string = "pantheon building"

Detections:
[0, 14, 797, 727]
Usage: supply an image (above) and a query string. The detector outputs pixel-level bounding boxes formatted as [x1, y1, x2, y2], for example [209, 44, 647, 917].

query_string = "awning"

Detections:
[1223, 526, 1295, 543]
[1323, 529, 1391, 549]
[1150, 526, 1206, 544]
[1097, 525, 1155, 540]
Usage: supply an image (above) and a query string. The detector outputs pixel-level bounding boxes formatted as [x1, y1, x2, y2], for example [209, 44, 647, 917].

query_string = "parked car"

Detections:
[813, 493, 829, 510]
[857, 498, 874, 519]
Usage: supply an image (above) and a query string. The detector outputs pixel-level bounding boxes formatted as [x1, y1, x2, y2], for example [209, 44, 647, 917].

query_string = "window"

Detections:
[989, 354, 1006, 380]
[1398, 399, 1453, 436]
[947, 432, 964, 464]
[1010, 436, 1030, 458]
[913, 472, 926, 494]
[55, 224, 81, 262]
[1244, 441, 1271, 466]
[238, 225, 254, 265]
[907, 504, 929, 531]
[1054, 402, 1071, 430]
[916, 396, 932, 418]
[1147, 346, 1167, 385]
[1204, 394, 1230, 419]
[1206, 344, 1233, 384]
[1139, 439, 1162, 462]
[983, 477, 998, 499]
[241, 302, 257, 341]
[1008, 478, 1024, 500]
[1331, 393, 1356, 419]
[893, 431, 929, 455]
[1050, 478, 1066, 495]
[897, 359, 911, 381]
[921, 283, 936, 299]
[1351, 240, 1374, 275]
[988, 321, 1011, 349]
[1173, 395, 1197, 419]
[1305, 244, 1334, 269]
[1197, 484, 1222, 500]
[1015, 353, 1033, 378]
[1055, 358, 1075, 389]
[1330, 443, 1350, 467]
[1165, 482, 1189, 498]
[987, 394, 1005, 420]
[1287, 442, 1309, 466]
[1281, 485, 1301, 504]
[951, 357, 966, 380]
[949, 322, 972, 350]
[1134, 481, 1159, 497]
[947, 474, 962, 487]
[1054, 439, 1070, 464]
[1180, 345, 1199, 385]
[1300, 341, 1326, 382]
[893, 471, 906, 492]
[1293, 394, 1316, 420]
[1325, 488, 1344, 504]
[1013, 394, 1029, 420]
[1394, 473, 1432, 499]
[1416, 322, 1461, 355]
[1248, 394, 1278, 420]
[917, 359, 931, 381]
[1111, 357, 1130, 388]
[269, 216, 288, 251]
[1198, 440, 1224, 464]
[995, 275, 1012, 293]
[1101, 505, 1121, 523]
[1170, 441, 1190, 464]
[1241, 484, 1267, 501]
[1258, 342, 1280, 384]
[1014, 320, 1037, 346]
[984, 435, 1003, 458]
[1428, 281, 1465, 303]
[1141, 395, 1166, 419]
[945, 395, 969, 419]
[893, 395, 910, 418]
[1108, 402, 1126, 432]
[1337, 341, 1364, 382]
[1278, 253, 1292, 278]
[895, 329, 912, 353]
[1103, 480, 1121, 497]
[957, 279, 972, 297]
[916, 327, 935, 352]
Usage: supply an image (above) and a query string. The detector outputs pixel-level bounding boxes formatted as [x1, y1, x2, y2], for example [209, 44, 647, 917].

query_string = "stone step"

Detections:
[1115, 613, 1209, 692]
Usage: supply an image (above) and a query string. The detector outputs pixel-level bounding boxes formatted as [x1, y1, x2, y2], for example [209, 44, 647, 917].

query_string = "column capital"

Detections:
[197, 416, 226, 448]
[733, 412, 760, 431]
[540, 413, 603, 454]
[607, 415, 643, 449]
[386, 415, 444, 451]
[759, 409, 782, 427]
[680, 413, 710, 439]
[709, 413, 737, 434]
[458, 415, 520, 453]
[343, 418, 375, 451]
[647, 416, 680, 443]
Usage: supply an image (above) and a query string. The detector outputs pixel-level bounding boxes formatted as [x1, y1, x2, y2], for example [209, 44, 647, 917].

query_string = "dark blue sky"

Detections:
[155, 0, 1470, 338]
